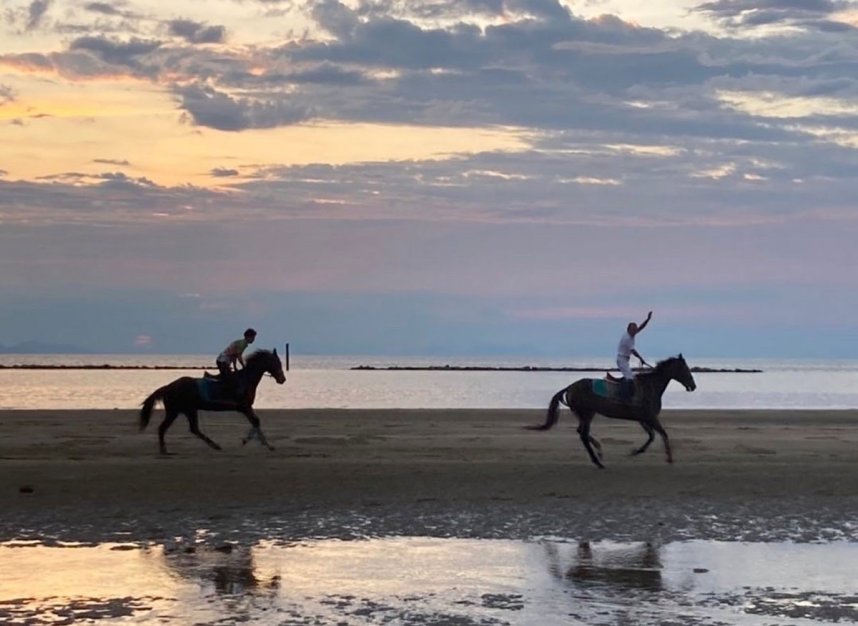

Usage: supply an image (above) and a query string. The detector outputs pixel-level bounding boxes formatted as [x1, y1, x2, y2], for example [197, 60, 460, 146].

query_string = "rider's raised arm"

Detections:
[637, 311, 653, 333]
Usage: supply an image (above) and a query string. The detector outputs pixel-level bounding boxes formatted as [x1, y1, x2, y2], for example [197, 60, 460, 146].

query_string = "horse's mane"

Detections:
[638, 355, 682, 378]
[245, 349, 274, 365]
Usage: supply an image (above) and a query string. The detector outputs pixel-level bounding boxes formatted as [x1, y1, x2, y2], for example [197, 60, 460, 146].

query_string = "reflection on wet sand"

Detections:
[2, 538, 858, 625]
[559, 540, 663, 592]
[152, 541, 280, 596]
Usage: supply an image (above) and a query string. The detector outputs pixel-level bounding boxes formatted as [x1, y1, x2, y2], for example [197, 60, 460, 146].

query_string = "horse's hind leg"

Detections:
[576, 412, 604, 469]
[157, 410, 179, 455]
[589, 434, 603, 460]
[631, 422, 655, 456]
[187, 410, 223, 451]
[651, 417, 673, 463]
[582, 427, 604, 461]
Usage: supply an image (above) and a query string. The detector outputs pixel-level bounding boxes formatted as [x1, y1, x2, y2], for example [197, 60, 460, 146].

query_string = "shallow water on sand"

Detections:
[2, 538, 856, 625]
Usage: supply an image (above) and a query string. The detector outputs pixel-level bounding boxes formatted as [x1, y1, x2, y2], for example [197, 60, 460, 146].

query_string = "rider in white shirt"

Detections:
[614, 312, 652, 397]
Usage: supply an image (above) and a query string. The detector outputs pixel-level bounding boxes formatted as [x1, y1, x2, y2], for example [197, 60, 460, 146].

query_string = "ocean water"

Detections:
[1, 354, 857, 410]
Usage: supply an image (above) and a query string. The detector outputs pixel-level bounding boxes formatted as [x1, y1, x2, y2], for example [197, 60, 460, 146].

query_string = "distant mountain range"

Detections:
[0, 341, 92, 354]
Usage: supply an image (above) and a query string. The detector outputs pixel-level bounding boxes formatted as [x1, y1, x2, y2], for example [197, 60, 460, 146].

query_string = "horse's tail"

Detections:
[140, 385, 168, 431]
[524, 386, 569, 431]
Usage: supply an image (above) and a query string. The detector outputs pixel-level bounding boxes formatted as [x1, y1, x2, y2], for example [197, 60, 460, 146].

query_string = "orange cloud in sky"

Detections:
[2, 81, 532, 186]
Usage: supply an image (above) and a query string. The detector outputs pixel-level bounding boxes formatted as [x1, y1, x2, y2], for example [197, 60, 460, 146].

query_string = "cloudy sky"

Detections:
[2, 0, 857, 358]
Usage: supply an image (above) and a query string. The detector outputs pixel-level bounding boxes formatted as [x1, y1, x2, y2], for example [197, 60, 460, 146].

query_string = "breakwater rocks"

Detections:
[0, 364, 208, 370]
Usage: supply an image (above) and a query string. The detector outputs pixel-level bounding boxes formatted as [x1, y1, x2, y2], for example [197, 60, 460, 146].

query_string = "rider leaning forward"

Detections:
[216, 328, 257, 378]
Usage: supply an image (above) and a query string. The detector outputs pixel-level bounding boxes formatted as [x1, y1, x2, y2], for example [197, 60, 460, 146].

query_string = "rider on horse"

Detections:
[215, 328, 257, 396]
[608, 312, 652, 399]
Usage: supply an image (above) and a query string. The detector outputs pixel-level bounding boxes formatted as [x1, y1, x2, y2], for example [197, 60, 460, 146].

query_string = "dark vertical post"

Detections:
[285, 342, 290, 371]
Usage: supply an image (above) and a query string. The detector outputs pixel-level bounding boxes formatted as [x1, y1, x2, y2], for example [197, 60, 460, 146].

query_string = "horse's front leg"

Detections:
[240, 408, 274, 451]
[631, 422, 655, 456]
[650, 417, 673, 463]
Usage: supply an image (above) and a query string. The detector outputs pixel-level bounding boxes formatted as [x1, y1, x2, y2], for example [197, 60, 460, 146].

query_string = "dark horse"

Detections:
[140, 349, 286, 455]
[526, 355, 696, 468]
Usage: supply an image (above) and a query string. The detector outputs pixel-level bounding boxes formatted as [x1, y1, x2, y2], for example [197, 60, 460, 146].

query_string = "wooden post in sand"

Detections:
[284, 342, 290, 371]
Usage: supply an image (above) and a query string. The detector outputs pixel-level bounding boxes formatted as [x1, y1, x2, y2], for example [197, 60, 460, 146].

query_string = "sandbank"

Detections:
[2, 408, 857, 544]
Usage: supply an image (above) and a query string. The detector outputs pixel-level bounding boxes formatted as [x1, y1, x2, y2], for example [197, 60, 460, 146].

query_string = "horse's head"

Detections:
[267, 348, 286, 384]
[667, 353, 696, 392]
[246, 349, 286, 384]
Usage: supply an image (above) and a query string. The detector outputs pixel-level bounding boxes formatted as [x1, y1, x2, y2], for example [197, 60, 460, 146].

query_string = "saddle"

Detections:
[592, 377, 641, 404]
[197, 374, 245, 403]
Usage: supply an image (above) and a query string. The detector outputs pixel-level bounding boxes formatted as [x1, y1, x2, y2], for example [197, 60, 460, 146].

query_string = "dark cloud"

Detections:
[0, 175, 231, 223]
[695, 0, 851, 30]
[277, 62, 369, 86]
[69, 36, 162, 69]
[174, 83, 314, 131]
[36, 171, 155, 186]
[26, 0, 51, 30]
[406, 0, 506, 19]
[167, 19, 227, 44]
[0, 83, 15, 104]
[84, 2, 125, 15]
[96, 171, 158, 189]
[211, 167, 240, 177]
[93, 158, 132, 166]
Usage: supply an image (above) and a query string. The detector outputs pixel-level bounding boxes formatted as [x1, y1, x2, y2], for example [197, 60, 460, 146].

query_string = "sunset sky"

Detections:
[2, 0, 857, 358]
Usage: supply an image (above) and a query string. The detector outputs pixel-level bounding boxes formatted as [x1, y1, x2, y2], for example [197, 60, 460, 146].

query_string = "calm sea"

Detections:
[1, 354, 857, 411]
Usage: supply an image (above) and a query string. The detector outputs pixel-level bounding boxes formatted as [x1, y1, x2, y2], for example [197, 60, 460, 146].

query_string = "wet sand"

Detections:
[2, 409, 858, 543]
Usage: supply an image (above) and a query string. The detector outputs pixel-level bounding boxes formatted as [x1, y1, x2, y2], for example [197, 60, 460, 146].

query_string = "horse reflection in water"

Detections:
[144, 542, 280, 608]
[543, 540, 664, 593]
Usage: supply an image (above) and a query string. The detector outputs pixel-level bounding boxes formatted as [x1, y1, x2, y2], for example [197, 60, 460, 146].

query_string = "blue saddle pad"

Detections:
[197, 378, 233, 402]
[592, 378, 619, 399]
[592, 378, 638, 403]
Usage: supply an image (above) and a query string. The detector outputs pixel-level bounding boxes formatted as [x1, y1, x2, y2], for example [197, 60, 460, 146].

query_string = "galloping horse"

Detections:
[526, 355, 696, 468]
[140, 349, 286, 455]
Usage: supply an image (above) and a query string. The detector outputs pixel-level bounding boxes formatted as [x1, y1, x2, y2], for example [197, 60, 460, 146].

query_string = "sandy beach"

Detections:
[2, 408, 857, 544]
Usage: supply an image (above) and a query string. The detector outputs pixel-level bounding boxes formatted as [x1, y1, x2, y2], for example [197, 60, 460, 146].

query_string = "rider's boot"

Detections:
[621, 378, 635, 402]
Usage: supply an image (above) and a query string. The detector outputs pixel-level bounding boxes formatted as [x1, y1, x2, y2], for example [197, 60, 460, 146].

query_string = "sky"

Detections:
[1, 0, 858, 358]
